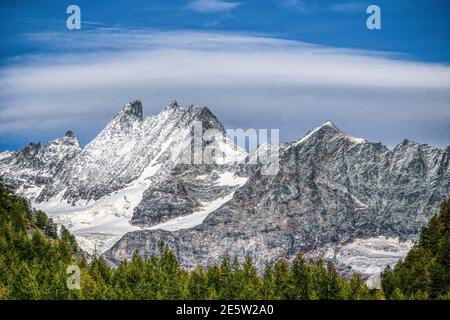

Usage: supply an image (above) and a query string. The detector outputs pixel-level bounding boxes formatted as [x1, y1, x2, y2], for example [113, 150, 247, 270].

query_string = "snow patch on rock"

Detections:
[215, 172, 248, 187]
[148, 192, 237, 232]
[319, 236, 414, 288]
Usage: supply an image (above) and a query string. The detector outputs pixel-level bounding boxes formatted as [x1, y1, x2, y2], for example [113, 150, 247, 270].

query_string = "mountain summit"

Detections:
[293, 120, 366, 147]
[120, 100, 143, 118]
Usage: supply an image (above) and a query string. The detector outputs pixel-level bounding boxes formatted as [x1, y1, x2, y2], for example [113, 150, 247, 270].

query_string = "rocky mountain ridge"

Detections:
[1, 100, 448, 285]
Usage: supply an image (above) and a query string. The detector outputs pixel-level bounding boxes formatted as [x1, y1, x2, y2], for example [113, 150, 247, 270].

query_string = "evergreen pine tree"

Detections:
[292, 256, 310, 299]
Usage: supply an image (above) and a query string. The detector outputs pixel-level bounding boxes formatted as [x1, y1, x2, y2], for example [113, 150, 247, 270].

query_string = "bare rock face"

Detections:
[131, 164, 242, 226]
[104, 121, 449, 284]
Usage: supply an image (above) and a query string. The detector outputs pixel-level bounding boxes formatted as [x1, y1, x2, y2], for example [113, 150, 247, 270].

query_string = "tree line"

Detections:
[0, 182, 448, 300]
[381, 199, 450, 299]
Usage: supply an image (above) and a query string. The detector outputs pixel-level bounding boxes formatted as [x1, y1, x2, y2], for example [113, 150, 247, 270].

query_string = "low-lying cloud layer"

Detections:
[0, 30, 449, 150]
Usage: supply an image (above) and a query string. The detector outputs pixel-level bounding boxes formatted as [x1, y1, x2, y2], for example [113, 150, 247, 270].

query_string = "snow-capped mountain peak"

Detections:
[4, 100, 247, 252]
[0, 131, 81, 200]
[293, 120, 366, 147]
[321, 120, 338, 129]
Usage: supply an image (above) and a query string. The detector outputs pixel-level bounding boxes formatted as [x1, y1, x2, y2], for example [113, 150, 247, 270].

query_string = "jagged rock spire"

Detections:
[65, 130, 75, 138]
[165, 99, 180, 111]
[120, 100, 143, 119]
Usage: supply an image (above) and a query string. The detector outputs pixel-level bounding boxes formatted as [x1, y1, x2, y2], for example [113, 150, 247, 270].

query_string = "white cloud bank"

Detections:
[0, 30, 449, 148]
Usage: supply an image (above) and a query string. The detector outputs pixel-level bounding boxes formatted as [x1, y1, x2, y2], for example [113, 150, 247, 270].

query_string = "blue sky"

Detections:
[0, 0, 449, 151]
[1, 0, 449, 64]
